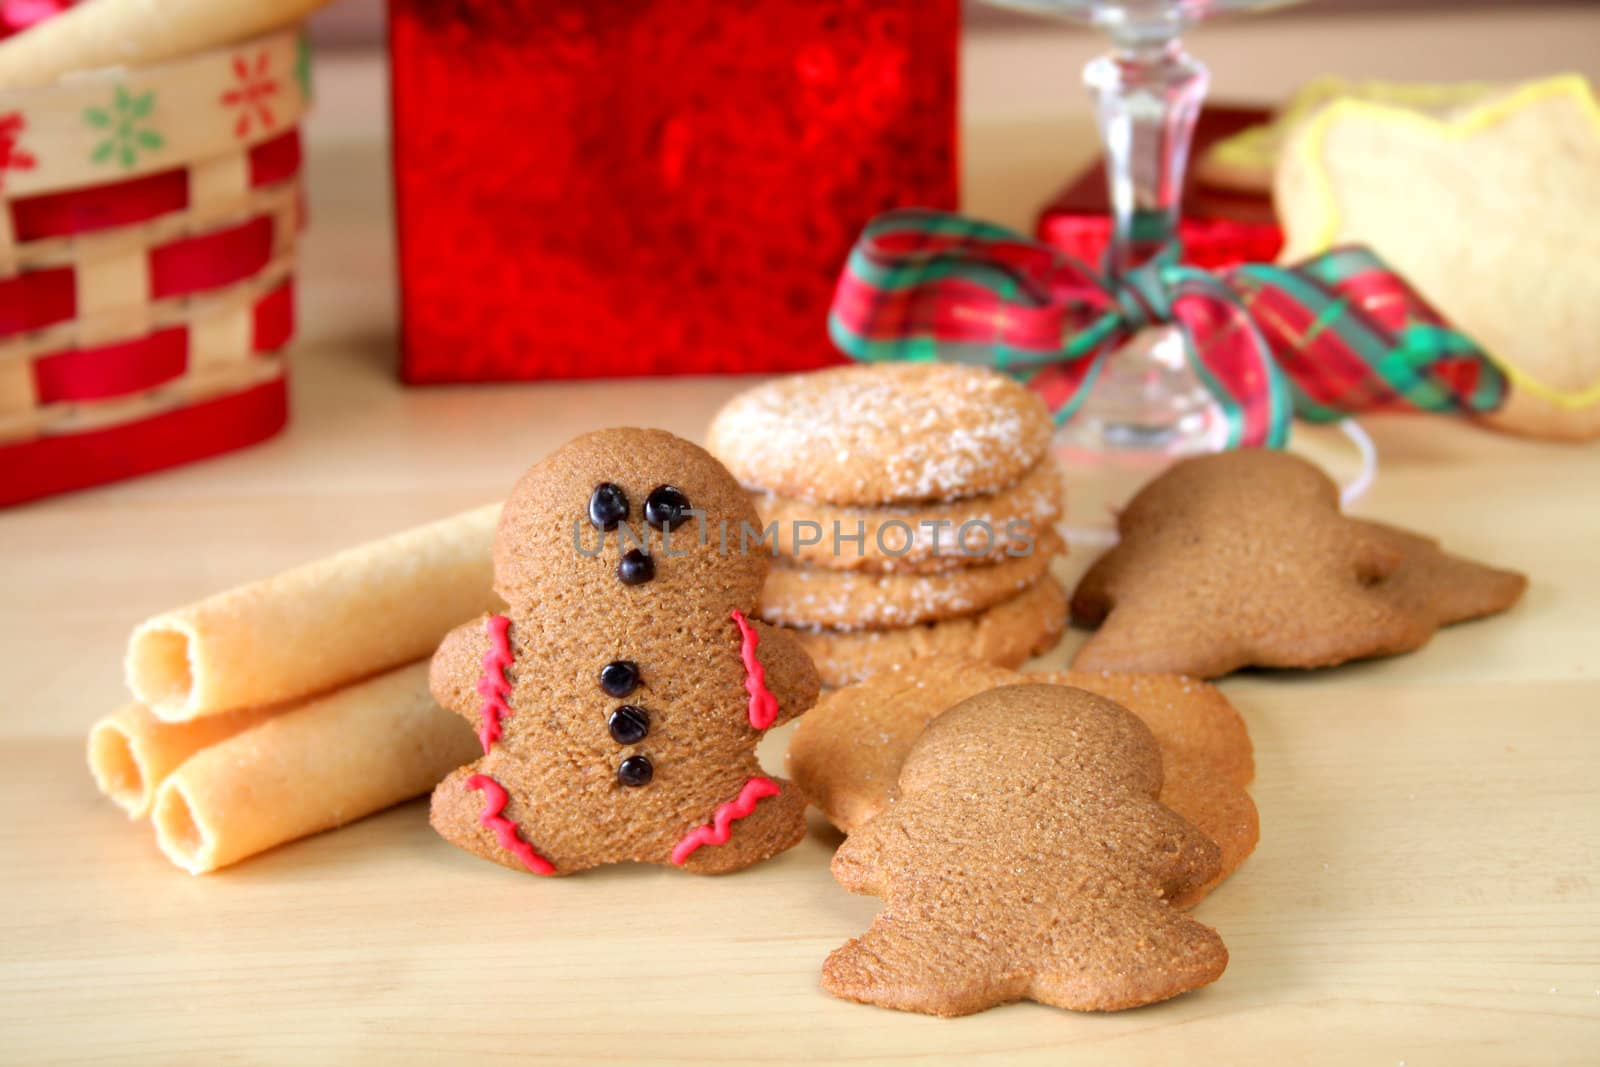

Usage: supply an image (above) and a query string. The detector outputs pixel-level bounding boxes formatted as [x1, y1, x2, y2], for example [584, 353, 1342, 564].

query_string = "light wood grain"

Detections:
[5, 20, 1600, 1065]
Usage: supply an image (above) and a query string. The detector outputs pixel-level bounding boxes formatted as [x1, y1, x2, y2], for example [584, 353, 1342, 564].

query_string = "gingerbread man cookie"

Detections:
[1071, 450, 1525, 678]
[428, 428, 820, 876]
[823, 684, 1228, 1016]
[788, 656, 1258, 908]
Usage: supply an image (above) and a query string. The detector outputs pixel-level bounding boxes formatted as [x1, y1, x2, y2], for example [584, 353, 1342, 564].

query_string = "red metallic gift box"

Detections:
[1038, 104, 1283, 270]
[389, 0, 959, 383]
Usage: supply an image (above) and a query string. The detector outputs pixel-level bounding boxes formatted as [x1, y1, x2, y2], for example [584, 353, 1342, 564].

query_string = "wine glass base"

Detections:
[1053, 323, 1227, 460]
[1060, 411, 1217, 455]
[1051, 325, 1224, 547]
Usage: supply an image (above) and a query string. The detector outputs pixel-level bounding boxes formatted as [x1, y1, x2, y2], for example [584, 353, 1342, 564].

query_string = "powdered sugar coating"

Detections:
[707, 364, 1053, 506]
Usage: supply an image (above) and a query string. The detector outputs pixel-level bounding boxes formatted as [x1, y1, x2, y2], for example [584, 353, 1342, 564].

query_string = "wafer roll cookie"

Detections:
[126, 504, 500, 721]
[151, 663, 478, 874]
[87, 703, 280, 818]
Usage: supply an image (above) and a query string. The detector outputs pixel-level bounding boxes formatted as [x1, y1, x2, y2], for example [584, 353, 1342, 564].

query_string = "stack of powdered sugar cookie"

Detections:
[707, 363, 1068, 687]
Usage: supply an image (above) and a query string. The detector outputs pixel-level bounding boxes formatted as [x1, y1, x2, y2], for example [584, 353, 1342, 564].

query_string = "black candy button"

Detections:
[644, 485, 693, 531]
[588, 482, 629, 530]
[617, 549, 655, 585]
[599, 660, 640, 698]
[609, 705, 650, 745]
[617, 754, 653, 787]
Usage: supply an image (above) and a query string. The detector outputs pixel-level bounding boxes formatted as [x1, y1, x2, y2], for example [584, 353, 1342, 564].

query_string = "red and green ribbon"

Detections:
[828, 209, 1506, 448]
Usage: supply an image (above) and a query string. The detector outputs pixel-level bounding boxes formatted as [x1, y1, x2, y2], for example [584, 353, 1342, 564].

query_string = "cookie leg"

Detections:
[673, 778, 808, 875]
[821, 915, 1020, 1017]
[1030, 907, 1228, 1012]
[429, 764, 571, 877]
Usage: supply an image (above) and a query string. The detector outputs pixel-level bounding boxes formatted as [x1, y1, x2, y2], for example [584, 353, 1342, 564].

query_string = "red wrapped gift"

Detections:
[390, 0, 958, 383]
[1037, 104, 1283, 271]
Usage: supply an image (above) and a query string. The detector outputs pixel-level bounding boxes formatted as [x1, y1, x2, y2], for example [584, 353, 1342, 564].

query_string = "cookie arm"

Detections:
[749, 619, 821, 728]
[1072, 604, 1248, 679]
[829, 811, 900, 894]
[1150, 803, 1224, 904]
[429, 615, 493, 723]
[1068, 548, 1124, 628]
[1345, 520, 1406, 584]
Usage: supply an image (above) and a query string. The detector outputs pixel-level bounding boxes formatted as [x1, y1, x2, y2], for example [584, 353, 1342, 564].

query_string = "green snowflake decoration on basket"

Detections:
[84, 86, 163, 168]
[294, 32, 314, 102]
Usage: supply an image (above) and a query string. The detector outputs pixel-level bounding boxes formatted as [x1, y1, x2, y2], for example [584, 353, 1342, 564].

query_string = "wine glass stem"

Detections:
[1085, 36, 1209, 276]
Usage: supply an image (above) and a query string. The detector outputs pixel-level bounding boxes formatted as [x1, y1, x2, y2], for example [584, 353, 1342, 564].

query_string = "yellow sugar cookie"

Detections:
[1276, 75, 1600, 441]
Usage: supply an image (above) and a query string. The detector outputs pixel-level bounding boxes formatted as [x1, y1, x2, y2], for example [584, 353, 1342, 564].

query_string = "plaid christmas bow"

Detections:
[828, 209, 1506, 448]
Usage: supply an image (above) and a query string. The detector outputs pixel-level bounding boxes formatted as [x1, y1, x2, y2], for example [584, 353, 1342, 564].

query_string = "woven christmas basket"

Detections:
[0, 28, 310, 507]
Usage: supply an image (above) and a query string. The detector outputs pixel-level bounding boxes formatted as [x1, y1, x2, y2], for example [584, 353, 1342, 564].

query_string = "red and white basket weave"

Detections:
[0, 28, 309, 507]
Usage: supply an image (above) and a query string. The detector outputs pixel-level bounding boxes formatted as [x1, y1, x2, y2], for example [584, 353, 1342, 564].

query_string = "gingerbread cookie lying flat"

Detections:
[429, 428, 820, 876]
[823, 684, 1229, 1016]
[791, 576, 1067, 688]
[760, 530, 1062, 630]
[1070, 450, 1525, 678]
[751, 460, 1064, 573]
[789, 656, 1257, 907]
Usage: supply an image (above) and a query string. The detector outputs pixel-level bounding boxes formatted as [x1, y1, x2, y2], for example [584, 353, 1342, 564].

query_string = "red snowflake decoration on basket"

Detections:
[0, 111, 36, 189]
[221, 51, 280, 139]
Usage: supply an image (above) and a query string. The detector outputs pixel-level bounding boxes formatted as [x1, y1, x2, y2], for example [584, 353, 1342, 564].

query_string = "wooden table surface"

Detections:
[6, 18, 1600, 1065]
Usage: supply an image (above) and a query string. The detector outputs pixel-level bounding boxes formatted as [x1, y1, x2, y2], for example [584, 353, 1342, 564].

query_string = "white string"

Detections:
[1060, 521, 1120, 549]
[1336, 417, 1378, 509]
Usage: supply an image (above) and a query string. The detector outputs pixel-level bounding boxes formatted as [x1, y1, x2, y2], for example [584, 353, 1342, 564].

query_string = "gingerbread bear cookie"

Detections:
[823, 684, 1229, 1016]
[428, 428, 820, 876]
[1070, 449, 1525, 678]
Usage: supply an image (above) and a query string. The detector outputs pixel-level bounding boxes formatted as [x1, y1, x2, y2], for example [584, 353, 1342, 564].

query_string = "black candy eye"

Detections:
[588, 483, 629, 531]
[617, 549, 655, 585]
[617, 754, 653, 787]
[599, 660, 639, 698]
[609, 705, 650, 745]
[644, 485, 692, 531]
